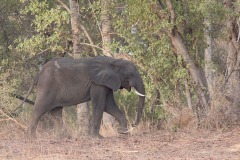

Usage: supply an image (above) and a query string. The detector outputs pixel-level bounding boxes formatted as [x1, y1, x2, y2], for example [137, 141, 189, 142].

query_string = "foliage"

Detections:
[1, 0, 239, 129]
[16, 0, 70, 55]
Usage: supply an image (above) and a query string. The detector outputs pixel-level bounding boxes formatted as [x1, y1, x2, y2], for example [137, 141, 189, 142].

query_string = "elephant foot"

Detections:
[92, 134, 104, 139]
[89, 131, 104, 139]
[25, 129, 37, 141]
[117, 127, 129, 134]
[55, 130, 71, 139]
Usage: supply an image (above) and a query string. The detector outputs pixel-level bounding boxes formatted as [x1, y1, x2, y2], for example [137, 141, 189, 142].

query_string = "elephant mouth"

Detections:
[120, 84, 131, 92]
[126, 86, 131, 92]
[122, 86, 131, 92]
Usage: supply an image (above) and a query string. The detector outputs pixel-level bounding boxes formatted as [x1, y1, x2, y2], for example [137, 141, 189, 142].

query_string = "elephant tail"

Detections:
[12, 75, 39, 115]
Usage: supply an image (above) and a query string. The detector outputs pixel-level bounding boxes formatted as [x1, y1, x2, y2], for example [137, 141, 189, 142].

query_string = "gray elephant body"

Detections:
[38, 58, 92, 106]
[26, 56, 145, 138]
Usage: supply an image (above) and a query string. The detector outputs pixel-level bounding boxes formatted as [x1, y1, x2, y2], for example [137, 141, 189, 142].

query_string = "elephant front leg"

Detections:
[89, 85, 107, 138]
[105, 91, 128, 134]
[90, 108, 104, 138]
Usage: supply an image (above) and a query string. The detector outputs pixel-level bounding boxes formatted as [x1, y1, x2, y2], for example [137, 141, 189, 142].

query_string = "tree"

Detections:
[164, 0, 208, 116]
[204, 1, 214, 103]
[224, 0, 240, 102]
[2, 0, 240, 132]
[101, 0, 112, 56]
[69, 0, 90, 136]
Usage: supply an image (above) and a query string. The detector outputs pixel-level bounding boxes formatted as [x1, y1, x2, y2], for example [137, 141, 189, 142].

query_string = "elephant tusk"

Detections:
[134, 89, 145, 97]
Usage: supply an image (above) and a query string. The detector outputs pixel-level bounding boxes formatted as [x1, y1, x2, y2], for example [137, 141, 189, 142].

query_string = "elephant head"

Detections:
[90, 56, 145, 125]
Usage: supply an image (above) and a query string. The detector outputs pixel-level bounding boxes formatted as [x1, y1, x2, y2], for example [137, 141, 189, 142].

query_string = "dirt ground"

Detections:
[0, 125, 240, 160]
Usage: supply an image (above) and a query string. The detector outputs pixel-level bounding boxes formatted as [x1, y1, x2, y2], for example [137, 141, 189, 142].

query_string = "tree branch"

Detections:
[80, 43, 112, 56]
[24, 48, 49, 63]
[80, 25, 98, 56]
[56, 0, 71, 13]
[56, 0, 98, 56]
[166, 0, 176, 23]
[10, 93, 35, 105]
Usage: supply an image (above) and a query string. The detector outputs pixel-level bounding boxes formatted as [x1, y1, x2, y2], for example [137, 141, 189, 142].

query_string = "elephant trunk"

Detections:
[130, 74, 145, 126]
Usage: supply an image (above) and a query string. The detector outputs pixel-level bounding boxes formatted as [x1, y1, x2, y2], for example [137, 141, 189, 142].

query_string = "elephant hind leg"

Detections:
[26, 101, 53, 139]
[27, 107, 46, 139]
[50, 107, 70, 138]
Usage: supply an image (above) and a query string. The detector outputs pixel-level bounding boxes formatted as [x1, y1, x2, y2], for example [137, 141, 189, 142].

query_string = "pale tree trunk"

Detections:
[175, 79, 182, 107]
[224, 0, 240, 102]
[184, 79, 193, 110]
[169, 30, 208, 114]
[101, 0, 115, 131]
[204, 12, 214, 103]
[101, 0, 112, 56]
[56, 0, 97, 56]
[69, 0, 90, 136]
[165, 0, 208, 117]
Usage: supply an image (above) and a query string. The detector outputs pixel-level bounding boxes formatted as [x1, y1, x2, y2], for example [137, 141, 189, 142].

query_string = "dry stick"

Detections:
[0, 109, 26, 129]
[79, 43, 112, 56]
[22, 48, 49, 63]
[0, 118, 11, 122]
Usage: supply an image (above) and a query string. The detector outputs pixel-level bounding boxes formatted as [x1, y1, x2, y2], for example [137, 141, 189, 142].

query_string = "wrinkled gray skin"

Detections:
[24, 56, 145, 138]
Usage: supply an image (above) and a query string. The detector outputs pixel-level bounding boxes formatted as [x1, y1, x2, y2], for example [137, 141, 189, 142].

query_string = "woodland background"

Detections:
[1, 0, 240, 135]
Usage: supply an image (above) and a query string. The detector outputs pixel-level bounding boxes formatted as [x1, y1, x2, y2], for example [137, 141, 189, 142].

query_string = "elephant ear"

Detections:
[90, 56, 121, 90]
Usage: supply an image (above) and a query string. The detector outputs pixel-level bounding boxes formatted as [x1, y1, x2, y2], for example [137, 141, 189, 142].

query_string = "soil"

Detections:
[1, 126, 240, 160]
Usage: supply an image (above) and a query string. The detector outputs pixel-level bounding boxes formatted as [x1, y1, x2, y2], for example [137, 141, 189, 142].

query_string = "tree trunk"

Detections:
[101, 0, 112, 56]
[175, 79, 182, 107]
[169, 29, 208, 113]
[165, 0, 208, 117]
[204, 17, 214, 102]
[184, 79, 193, 111]
[224, 0, 240, 102]
[69, 0, 90, 136]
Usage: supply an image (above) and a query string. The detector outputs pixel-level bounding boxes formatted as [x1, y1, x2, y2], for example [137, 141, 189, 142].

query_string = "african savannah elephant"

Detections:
[22, 55, 145, 138]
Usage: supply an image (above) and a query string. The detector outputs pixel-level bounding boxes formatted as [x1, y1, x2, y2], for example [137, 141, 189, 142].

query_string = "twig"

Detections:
[24, 48, 49, 62]
[0, 109, 26, 129]
[56, 0, 71, 13]
[10, 93, 35, 105]
[80, 43, 112, 56]
[0, 118, 11, 122]
[80, 24, 98, 56]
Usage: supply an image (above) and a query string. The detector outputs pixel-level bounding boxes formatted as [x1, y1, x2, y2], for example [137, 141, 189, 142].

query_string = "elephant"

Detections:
[21, 55, 145, 138]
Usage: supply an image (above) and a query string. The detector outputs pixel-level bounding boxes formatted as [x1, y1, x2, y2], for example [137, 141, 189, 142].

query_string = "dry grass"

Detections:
[200, 90, 240, 130]
[1, 96, 240, 159]
[1, 122, 240, 160]
[160, 102, 198, 132]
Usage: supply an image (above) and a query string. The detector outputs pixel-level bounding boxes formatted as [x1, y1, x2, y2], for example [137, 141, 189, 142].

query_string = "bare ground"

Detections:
[1, 126, 240, 160]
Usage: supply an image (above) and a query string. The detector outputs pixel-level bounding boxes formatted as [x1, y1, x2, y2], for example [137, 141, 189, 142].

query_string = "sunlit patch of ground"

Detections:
[1, 125, 240, 160]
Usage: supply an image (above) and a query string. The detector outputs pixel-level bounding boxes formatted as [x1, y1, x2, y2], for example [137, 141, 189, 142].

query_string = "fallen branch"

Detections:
[10, 93, 35, 105]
